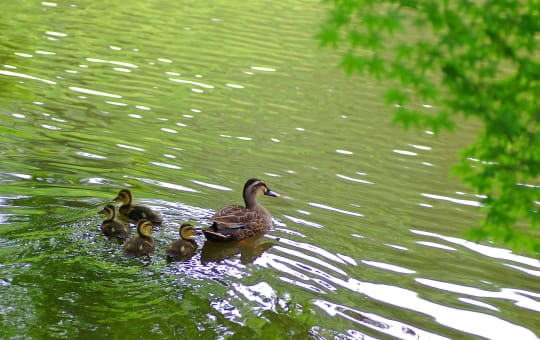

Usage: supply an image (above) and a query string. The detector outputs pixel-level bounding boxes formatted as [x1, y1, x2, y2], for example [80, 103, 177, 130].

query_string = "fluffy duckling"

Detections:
[123, 219, 155, 257]
[99, 204, 130, 242]
[203, 178, 279, 242]
[113, 189, 163, 225]
[165, 223, 198, 262]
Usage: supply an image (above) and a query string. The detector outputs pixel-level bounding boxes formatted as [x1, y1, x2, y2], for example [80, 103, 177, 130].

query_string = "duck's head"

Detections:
[136, 219, 154, 237]
[99, 204, 116, 218]
[114, 189, 133, 204]
[242, 178, 279, 209]
[179, 223, 197, 240]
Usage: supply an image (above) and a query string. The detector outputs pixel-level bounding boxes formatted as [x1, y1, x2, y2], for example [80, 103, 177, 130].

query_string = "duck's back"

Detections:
[123, 237, 154, 257]
[121, 205, 162, 225]
[101, 220, 129, 241]
[166, 239, 197, 261]
[212, 205, 267, 226]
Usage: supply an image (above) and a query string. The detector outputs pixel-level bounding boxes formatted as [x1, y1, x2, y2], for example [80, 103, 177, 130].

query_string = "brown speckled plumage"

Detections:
[203, 179, 279, 242]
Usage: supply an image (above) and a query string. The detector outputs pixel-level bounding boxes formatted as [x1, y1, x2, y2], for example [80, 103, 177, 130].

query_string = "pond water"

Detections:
[1, 1, 539, 339]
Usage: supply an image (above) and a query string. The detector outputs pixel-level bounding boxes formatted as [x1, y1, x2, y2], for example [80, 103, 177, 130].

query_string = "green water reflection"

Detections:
[1, 0, 539, 339]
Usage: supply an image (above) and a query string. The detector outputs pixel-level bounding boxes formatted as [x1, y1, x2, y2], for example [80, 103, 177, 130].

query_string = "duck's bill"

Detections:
[264, 189, 280, 197]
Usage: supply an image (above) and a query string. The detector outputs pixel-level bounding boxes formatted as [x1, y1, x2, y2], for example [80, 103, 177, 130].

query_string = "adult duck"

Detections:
[123, 219, 155, 257]
[99, 204, 130, 242]
[165, 223, 198, 262]
[203, 178, 279, 242]
[113, 189, 163, 225]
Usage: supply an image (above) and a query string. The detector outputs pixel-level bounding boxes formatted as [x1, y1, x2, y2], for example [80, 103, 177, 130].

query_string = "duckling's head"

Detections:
[136, 219, 154, 237]
[179, 223, 196, 240]
[99, 204, 117, 218]
[114, 189, 133, 204]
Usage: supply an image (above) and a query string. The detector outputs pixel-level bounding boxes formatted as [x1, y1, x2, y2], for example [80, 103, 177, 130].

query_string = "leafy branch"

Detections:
[318, 0, 540, 255]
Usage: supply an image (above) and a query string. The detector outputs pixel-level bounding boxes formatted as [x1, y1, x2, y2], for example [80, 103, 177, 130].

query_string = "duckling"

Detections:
[123, 219, 155, 257]
[99, 204, 130, 242]
[113, 189, 163, 225]
[165, 223, 198, 262]
[203, 178, 279, 242]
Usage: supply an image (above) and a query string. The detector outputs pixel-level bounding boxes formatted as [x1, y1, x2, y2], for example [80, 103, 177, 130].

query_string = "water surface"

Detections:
[1, 1, 539, 339]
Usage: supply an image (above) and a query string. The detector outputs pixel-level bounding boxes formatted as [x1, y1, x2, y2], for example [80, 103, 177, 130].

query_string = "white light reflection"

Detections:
[76, 151, 106, 160]
[251, 66, 276, 72]
[233, 282, 276, 310]
[276, 238, 347, 265]
[226, 83, 244, 89]
[416, 241, 457, 251]
[169, 78, 214, 89]
[279, 276, 325, 294]
[385, 244, 408, 251]
[150, 162, 181, 170]
[69, 86, 121, 98]
[337, 253, 357, 266]
[258, 246, 538, 339]
[10, 174, 32, 180]
[105, 101, 127, 107]
[45, 31, 67, 37]
[273, 245, 347, 276]
[418, 278, 540, 312]
[393, 149, 417, 156]
[314, 299, 450, 340]
[131, 177, 199, 193]
[308, 202, 363, 217]
[35, 50, 56, 55]
[41, 124, 61, 130]
[503, 264, 540, 277]
[0, 70, 56, 85]
[421, 193, 483, 207]
[409, 144, 432, 151]
[282, 215, 323, 229]
[336, 174, 373, 185]
[362, 260, 416, 274]
[343, 279, 538, 339]
[116, 144, 144, 152]
[411, 229, 539, 268]
[86, 58, 137, 69]
[191, 180, 232, 191]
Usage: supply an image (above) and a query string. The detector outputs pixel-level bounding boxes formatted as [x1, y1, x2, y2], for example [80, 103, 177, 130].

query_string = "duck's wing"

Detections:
[212, 205, 261, 229]
[166, 240, 197, 261]
[127, 205, 162, 224]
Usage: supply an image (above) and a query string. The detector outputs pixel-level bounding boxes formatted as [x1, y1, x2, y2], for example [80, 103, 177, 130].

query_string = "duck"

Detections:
[99, 204, 130, 242]
[113, 189, 163, 225]
[203, 178, 279, 242]
[123, 219, 155, 257]
[165, 223, 198, 262]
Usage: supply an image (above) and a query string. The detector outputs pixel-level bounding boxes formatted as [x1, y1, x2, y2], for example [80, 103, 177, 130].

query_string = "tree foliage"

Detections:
[318, 0, 540, 255]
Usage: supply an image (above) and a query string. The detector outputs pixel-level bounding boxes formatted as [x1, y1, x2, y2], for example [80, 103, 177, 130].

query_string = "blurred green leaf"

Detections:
[318, 0, 540, 256]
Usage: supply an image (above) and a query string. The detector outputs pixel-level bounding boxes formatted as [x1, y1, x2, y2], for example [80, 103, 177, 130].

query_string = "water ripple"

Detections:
[308, 202, 364, 218]
[416, 278, 540, 312]
[0, 70, 56, 85]
[314, 299, 451, 340]
[411, 229, 540, 268]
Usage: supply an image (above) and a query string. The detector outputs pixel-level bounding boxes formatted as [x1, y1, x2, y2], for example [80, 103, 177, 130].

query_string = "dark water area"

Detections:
[1, 1, 538, 339]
